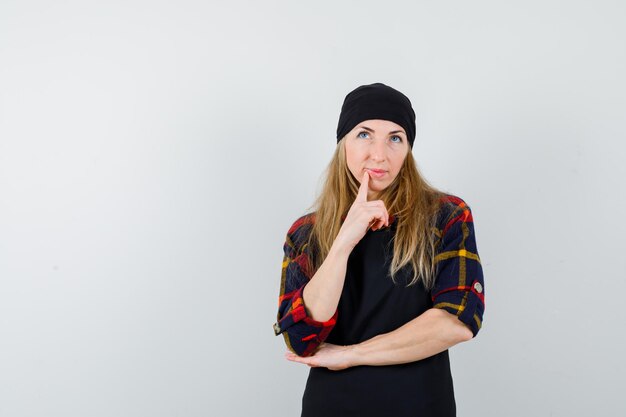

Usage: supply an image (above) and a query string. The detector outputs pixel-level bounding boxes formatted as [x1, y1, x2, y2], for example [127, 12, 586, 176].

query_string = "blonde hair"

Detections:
[304, 137, 445, 289]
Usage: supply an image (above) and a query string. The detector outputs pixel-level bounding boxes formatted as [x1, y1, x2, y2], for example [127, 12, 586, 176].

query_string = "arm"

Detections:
[277, 172, 392, 358]
[300, 172, 387, 323]
[351, 197, 485, 366]
[301, 238, 352, 322]
[286, 197, 485, 369]
[286, 308, 474, 369]
[347, 308, 472, 366]
[429, 197, 485, 336]
[273, 214, 353, 357]
[350, 196, 484, 365]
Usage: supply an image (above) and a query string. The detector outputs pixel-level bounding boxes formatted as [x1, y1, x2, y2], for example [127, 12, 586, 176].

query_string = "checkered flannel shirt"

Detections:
[273, 195, 485, 357]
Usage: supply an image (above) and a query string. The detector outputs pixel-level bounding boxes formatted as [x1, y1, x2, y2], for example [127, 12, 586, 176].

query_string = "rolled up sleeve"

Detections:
[431, 198, 485, 337]
[273, 215, 337, 356]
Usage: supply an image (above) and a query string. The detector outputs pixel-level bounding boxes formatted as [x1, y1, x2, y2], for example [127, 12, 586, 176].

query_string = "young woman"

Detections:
[273, 83, 485, 417]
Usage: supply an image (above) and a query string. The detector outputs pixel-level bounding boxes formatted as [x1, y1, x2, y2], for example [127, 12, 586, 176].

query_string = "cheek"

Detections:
[345, 146, 364, 168]
[390, 156, 406, 177]
[347, 160, 361, 178]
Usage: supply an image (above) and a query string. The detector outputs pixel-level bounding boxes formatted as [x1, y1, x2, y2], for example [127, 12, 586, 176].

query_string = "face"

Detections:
[344, 119, 410, 200]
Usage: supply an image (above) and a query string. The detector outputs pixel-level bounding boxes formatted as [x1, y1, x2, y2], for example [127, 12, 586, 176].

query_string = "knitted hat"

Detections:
[336, 82, 416, 148]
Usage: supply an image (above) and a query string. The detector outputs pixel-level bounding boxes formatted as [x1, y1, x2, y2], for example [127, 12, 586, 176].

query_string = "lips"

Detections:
[366, 168, 387, 178]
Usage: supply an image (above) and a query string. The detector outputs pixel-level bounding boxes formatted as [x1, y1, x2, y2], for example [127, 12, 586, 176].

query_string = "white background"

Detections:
[1, 1, 625, 416]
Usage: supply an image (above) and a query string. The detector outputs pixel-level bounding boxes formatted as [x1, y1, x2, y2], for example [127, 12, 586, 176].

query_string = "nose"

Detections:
[369, 138, 387, 162]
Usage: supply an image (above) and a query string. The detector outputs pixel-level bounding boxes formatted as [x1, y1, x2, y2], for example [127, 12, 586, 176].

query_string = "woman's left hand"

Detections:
[284, 343, 354, 371]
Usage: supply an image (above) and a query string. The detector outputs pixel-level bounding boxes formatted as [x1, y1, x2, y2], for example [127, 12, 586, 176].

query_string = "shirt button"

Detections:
[273, 322, 281, 335]
[473, 282, 483, 293]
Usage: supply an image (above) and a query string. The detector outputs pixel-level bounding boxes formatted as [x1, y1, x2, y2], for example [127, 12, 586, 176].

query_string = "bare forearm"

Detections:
[349, 308, 473, 366]
[302, 241, 352, 322]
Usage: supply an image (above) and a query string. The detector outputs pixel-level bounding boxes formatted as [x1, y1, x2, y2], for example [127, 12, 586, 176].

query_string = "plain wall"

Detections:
[1, 1, 625, 416]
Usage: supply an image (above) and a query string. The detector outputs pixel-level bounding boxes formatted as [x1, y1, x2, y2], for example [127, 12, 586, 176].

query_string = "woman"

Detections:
[273, 83, 485, 417]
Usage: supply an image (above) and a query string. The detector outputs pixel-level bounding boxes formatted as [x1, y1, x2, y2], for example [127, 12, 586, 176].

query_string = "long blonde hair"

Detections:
[304, 137, 445, 289]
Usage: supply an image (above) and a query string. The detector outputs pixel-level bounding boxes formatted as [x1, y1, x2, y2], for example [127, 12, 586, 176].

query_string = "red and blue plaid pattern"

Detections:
[274, 194, 485, 356]
[431, 195, 485, 336]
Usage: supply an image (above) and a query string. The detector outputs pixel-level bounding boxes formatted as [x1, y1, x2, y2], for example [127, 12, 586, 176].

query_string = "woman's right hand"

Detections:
[335, 171, 390, 251]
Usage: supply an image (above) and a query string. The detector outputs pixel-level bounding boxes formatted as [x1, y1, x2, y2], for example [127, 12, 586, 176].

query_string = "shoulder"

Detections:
[284, 212, 316, 253]
[435, 193, 474, 233]
[286, 212, 316, 235]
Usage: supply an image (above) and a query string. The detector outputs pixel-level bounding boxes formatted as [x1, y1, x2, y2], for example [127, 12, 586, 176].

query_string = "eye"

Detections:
[357, 131, 370, 139]
[390, 135, 402, 143]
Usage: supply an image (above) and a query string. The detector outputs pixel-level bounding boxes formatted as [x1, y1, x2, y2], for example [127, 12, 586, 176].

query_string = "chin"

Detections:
[371, 180, 390, 188]
[371, 186, 388, 193]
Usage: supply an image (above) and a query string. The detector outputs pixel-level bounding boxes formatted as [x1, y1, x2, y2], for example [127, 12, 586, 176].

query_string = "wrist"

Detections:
[329, 237, 353, 258]
[344, 344, 361, 368]
[347, 334, 385, 367]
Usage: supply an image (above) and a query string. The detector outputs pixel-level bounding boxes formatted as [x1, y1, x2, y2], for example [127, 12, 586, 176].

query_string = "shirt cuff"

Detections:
[273, 285, 337, 336]
[432, 279, 485, 337]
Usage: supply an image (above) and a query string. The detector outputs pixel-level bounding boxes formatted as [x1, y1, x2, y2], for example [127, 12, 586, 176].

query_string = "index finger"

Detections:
[355, 170, 370, 202]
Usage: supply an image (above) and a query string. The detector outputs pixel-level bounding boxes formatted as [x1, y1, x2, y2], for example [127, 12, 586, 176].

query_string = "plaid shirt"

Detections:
[273, 194, 485, 357]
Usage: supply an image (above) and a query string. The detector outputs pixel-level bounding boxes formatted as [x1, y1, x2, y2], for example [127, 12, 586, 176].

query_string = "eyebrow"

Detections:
[359, 125, 405, 135]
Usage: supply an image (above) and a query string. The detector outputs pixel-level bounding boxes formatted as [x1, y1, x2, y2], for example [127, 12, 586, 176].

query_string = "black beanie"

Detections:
[336, 83, 416, 148]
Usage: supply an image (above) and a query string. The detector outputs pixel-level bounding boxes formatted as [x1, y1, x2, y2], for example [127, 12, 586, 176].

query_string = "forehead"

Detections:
[355, 119, 405, 134]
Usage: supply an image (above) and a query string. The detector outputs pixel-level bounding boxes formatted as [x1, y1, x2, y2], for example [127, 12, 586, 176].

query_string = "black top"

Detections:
[301, 217, 456, 417]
